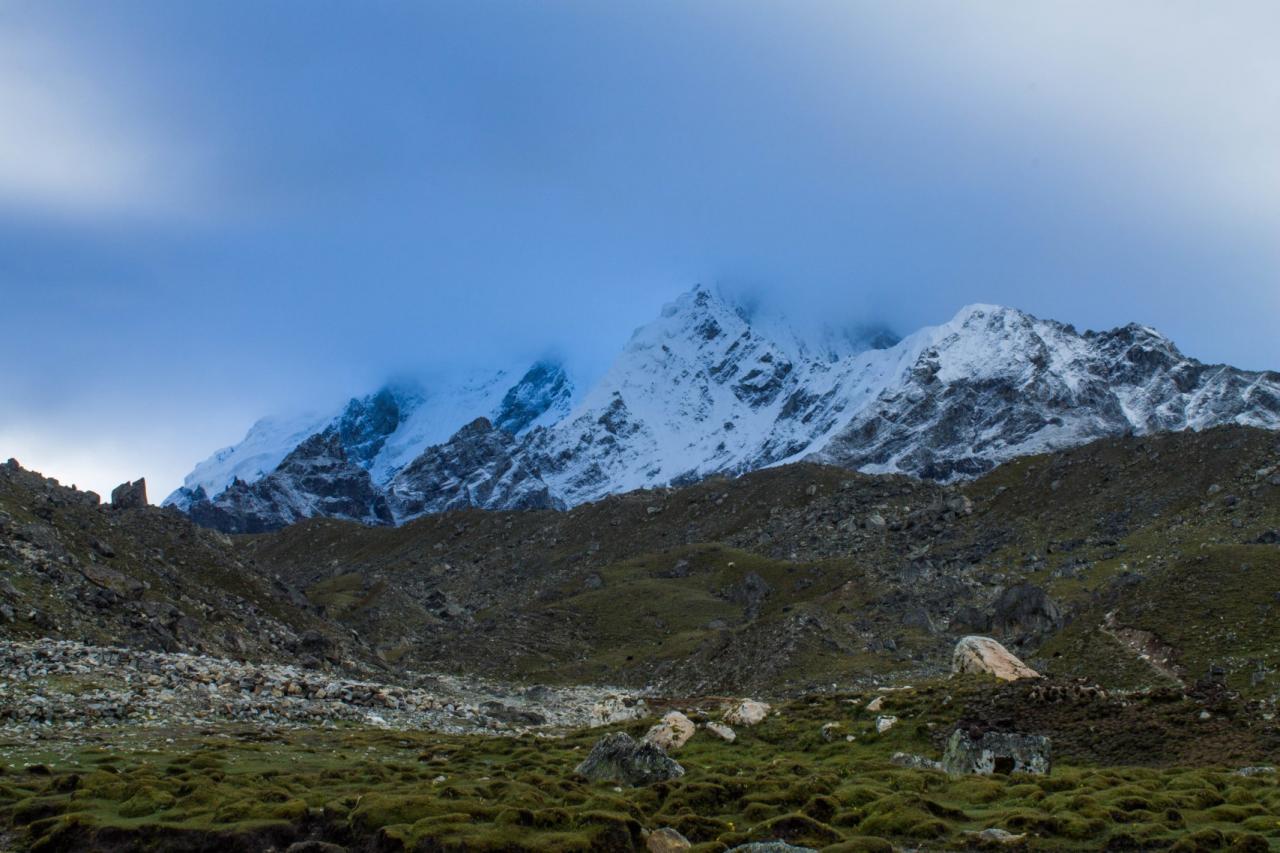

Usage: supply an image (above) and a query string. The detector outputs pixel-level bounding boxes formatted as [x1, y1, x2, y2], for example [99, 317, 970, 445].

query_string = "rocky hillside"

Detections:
[10, 426, 1278, 700]
[0, 459, 368, 671]
[170, 285, 1280, 533]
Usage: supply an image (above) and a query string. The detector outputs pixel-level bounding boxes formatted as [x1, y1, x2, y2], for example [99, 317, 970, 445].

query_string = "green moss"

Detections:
[4, 687, 1280, 853]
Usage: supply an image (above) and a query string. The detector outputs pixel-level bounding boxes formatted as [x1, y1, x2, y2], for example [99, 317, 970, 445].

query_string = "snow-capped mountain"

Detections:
[172, 285, 1280, 532]
[165, 361, 576, 512]
[185, 431, 392, 533]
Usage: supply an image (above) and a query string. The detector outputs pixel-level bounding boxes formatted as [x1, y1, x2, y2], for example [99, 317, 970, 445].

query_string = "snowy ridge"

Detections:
[165, 362, 579, 511]
[173, 286, 1280, 532]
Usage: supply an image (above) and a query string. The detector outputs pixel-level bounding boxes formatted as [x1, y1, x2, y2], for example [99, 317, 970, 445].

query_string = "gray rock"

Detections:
[988, 584, 1062, 639]
[890, 751, 943, 771]
[1234, 766, 1276, 777]
[942, 727, 1051, 776]
[574, 732, 684, 786]
[725, 844, 818, 853]
[724, 571, 772, 619]
[110, 478, 148, 509]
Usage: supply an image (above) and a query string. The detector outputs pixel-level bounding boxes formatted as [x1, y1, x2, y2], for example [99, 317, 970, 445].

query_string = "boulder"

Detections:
[952, 636, 1040, 681]
[964, 828, 1027, 847]
[647, 827, 692, 852]
[875, 715, 898, 734]
[724, 699, 771, 726]
[703, 721, 736, 742]
[110, 478, 148, 509]
[574, 732, 684, 786]
[643, 711, 696, 751]
[942, 728, 1051, 776]
[989, 584, 1063, 638]
[725, 571, 772, 619]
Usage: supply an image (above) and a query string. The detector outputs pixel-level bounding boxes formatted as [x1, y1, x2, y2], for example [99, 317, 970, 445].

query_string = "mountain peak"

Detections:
[170, 290, 1280, 531]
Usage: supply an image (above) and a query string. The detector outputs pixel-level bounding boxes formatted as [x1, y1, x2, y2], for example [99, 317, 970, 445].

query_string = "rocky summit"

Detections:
[166, 287, 1280, 533]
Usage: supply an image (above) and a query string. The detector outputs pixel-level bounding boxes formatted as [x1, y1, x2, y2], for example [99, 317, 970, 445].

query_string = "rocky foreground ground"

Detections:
[2, 636, 1279, 852]
[0, 639, 647, 740]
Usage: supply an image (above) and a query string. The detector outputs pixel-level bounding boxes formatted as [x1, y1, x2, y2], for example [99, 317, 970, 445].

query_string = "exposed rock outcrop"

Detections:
[110, 479, 148, 509]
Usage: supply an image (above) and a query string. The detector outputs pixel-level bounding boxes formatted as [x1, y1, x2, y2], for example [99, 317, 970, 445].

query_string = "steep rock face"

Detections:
[492, 360, 574, 435]
[386, 418, 560, 519]
[187, 432, 392, 533]
[334, 387, 415, 469]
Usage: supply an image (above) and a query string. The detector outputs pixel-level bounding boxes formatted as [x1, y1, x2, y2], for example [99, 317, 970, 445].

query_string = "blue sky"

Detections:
[2, 1, 1279, 497]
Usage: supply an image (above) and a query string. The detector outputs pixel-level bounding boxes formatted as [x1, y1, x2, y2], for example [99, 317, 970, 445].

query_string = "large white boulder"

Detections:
[723, 699, 771, 726]
[643, 711, 696, 751]
[703, 721, 737, 742]
[952, 636, 1040, 681]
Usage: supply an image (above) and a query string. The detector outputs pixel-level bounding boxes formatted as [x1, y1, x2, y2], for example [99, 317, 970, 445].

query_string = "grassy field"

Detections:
[3, 677, 1278, 852]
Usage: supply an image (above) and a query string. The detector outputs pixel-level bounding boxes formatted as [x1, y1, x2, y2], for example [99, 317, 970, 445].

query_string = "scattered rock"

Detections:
[865, 695, 884, 712]
[820, 722, 843, 742]
[0, 638, 644, 735]
[875, 715, 898, 734]
[1234, 766, 1276, 777]
[726, 845, 817, 853]
[952, 636, 1040, 681]
[574, 732, 685, 786]
[643, 711, 696, 751]
[724, 699, 771, 726]
[942, 727, 1051, 776]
